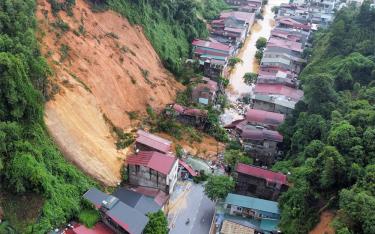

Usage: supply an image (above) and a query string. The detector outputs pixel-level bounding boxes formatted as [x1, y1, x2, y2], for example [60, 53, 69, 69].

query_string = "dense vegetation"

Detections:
[0, 1, 95, 232]
[88, 0, 227, 75]
[275, 3, 375, 233]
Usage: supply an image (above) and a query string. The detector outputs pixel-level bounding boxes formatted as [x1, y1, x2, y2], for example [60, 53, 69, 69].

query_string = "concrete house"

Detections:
[83, 188, 149, 234]
[239, 125, 283, 165]
[234, 163, 288, 201]
[244, 109, 285, 130]
[219, 193, 281, 233]
[257, 66, 298, 88]
[191, 77, 219, 105]
[135, 130, 172, 154]
[126, 151, 179, 194]
[169, 104, 208, 129]
[192, 39, 234, 78]
[252, 84, 304, 115]
[211, 11, 255, 47]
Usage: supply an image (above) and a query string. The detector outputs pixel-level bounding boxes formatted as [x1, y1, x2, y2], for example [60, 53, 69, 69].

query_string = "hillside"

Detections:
[275, 3, 375, 233]
[37, 0, 183, 185]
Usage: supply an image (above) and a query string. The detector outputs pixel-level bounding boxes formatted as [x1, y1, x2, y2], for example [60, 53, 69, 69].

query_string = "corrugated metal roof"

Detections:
[254, 84, 303, 101]
[126, 151, 177, 175]
[220, 220, 255, 234]
[179, 160, 198, 177]
[192, 39, 232, 52]
[225, 193, 280, 214]
[245, 109, 285, 126]
[136, 130, 172, 153]
[82, 188, 108, 209]
[236, 163, 287, 185]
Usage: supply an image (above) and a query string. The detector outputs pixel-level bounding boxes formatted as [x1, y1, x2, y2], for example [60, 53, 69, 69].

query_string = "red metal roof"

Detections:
[278, 17, 311, 30]
[192, 39, 232, 53]
[179, 160, 198, 177]
[245, 109, 285, 127]
[268, 37, 303, 53]
[72, 223, 114, 234]
[127, 151, 177, 175]
[240, 127, 283, 142]
[254, 84, 304, 101]
[193, 48, 229, 58]
[236, 163, 287, 185]
[136, 130, 172, 153]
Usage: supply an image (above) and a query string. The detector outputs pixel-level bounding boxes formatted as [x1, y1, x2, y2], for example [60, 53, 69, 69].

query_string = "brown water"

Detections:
[221, 0, 289, 124]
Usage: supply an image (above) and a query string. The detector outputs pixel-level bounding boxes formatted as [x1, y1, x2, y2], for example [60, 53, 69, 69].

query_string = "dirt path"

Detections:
[38, 0, 182, 185]
[309, 211, 335, 234]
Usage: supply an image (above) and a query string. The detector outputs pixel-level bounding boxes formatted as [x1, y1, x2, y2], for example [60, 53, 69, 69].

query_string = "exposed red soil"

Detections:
[37, 0, 183, 185]
[309, 211, 336, 234]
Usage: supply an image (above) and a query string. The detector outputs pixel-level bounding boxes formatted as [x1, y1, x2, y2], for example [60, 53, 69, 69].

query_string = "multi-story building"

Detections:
[126, 151, 179, 194]
[234, 163, 288, 201]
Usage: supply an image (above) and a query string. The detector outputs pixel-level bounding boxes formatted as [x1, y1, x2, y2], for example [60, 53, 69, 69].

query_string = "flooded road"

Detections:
[221, 0, 289, 124]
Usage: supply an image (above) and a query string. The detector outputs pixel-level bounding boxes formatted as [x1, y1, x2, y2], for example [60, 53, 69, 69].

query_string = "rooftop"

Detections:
[126, 151, 177, 175]
[245, 109, 285, 127]
[220, 220, 255, 234]
[225, 193, 280, 214]
[267, 37, 303, 53]
[192, 39, 232, 52]
[254, 84, 304, 101]
[179, 160, 198, 177]
[239, 125, 283, 142]
[82, 188, 108, 209]
[236, 163, 287, 185]
[220, 11, 255, 24]
[136, 130, 172, 153]
[112, 188, 161, 215]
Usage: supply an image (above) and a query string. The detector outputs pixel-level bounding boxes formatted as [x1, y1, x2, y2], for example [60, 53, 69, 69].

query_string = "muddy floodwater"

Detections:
[221, 0, 289, 125]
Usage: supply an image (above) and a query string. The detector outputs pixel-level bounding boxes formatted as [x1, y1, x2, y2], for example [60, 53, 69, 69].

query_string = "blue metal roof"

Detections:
[225, 193, 280, 214]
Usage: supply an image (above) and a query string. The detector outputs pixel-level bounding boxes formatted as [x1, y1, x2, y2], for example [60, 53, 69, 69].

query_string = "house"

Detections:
[191, 77, 219, 105]
[234, 163, 288, 201]
[135, 130, 172, 154]
[169, 104, 208, 129]
[211, 11, 255, 47]
[215, 193, 281, 233]
[192, 39, 233, 78]
[126, 151, 179, 194]
[277, 3, 309, 19]
[252, 84, 304, 115]
[244, 109, 285, 130]
[276, 16, 312, 31]
[83, 188, 149, 234]
[257, 66, 298, 88]
[220, 220, 256, 234]
[178, 160, 198, 179]
[270, 27, 310, 46]
[238, 125, 283, 165]
[129, 186, 170, 212]
[112, 188, 161, 215]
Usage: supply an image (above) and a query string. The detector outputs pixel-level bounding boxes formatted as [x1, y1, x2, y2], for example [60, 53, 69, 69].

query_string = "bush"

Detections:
[175, 144, 184, 158]
[255, 37, 267, 50]
[78, 209, 100, 228]
[228, 57, 243, 67]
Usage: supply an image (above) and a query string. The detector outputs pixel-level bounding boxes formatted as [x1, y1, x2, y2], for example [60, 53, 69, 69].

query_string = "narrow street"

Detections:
[168, 182, 215, 234]
[221, 0, 289, 125]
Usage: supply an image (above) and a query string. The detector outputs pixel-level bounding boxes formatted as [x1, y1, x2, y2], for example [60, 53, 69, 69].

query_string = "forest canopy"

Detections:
[276, 2, 375, 234]
[0, 1, 95, 233]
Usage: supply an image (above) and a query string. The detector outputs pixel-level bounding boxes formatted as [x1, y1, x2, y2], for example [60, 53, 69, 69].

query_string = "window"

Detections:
[135, 165, 140, 174]
[237, 207, 242, 211]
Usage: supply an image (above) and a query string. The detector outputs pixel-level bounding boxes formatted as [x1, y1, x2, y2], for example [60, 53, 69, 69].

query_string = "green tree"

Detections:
[224, 149, 252, 168]
[144, 211, 168, 234]
[228, 57, 243, 67]
[243, 72, 258, 85]
[255, 37, 267, 50]
[204, 175, 235, 201]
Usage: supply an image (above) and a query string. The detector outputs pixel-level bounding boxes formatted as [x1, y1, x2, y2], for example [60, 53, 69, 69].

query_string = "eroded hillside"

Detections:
[37, 0, 183, 185]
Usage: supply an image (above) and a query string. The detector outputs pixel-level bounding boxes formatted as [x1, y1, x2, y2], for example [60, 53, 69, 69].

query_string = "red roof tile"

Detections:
[245, 109, 285, 127]
[236, 163, 287, 185]
[136, 130, 172, 153]
[72, 223, 114, 234]
[127, 151, 177, 175]
[254, 84, 304, 101]
[179, 160, 198, 177]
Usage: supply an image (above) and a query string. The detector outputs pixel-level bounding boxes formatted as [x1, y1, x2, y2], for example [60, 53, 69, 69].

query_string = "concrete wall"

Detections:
[128, 164, 168, 193]
[235, 172, 288, 201]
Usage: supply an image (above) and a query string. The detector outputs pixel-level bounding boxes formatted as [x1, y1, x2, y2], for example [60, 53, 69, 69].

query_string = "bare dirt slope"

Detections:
[37, 0, 182, 185]
[309, 211, 335, 234]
